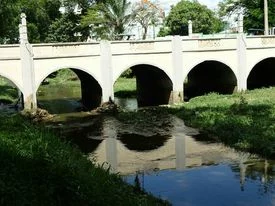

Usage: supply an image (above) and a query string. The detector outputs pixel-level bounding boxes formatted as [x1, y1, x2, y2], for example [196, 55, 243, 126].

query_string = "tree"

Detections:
[19, 0, 62, 43]
[159, 0, 222, 36]
[0, 0, 20, 43]
[81, 0, 133, 40]
[218, 0, 275, 32]
[132, 1, 164, 40]
[45, 12, 83, 42]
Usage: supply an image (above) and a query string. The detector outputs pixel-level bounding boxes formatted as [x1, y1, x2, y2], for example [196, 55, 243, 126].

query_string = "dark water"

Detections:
[37, 85, 275, 206]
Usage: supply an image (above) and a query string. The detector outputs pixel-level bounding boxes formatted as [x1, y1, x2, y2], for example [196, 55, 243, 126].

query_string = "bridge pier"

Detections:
[237, 34, 247, 91]
[100, 40, 114, 103]
[171, 36, 184, 103]
[19, 13, 37, 110]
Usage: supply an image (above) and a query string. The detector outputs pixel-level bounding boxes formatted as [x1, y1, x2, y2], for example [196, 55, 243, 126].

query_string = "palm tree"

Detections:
[81, 0, 133, 40]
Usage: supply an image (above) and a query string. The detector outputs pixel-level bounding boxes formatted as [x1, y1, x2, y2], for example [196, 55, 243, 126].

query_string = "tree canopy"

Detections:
[218, 0, 275, 32]
[159, 0, 222, 36]
[131, 1, 164, 39]
[0, 0, 99, 43]
[81, 0, 132, 40]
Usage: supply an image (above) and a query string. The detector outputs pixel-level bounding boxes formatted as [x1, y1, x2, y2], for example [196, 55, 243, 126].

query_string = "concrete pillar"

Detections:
[237, 34, 247, 91]
[100, 40, 114, 103]
[19, 13, 37, 110]
[170, 36, 184, 104]
[238, 14, 244, 34]
[188, 20, 193, 38]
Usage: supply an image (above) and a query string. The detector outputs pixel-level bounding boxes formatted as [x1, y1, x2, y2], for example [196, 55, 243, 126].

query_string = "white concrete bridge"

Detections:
[1, 14, 275, 110]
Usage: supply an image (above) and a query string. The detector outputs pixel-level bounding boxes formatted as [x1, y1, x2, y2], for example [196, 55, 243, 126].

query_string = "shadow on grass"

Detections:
[114, 90, 137, 98]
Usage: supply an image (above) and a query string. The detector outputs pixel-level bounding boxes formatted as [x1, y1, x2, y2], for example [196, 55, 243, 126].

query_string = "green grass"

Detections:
[114, 77, 136, 98]
[115, 87, 275, 158]
[0, 114, 170, 206]
[168, 88, 275, 158]
[0, 77, 18, 103]
[44, 69, 80, 85]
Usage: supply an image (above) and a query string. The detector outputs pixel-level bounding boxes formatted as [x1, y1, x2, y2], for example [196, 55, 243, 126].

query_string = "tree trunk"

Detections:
[142, 26, 147, 40]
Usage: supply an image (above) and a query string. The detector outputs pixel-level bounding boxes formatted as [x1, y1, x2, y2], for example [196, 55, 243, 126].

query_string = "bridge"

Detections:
[1, 14, 275, 110]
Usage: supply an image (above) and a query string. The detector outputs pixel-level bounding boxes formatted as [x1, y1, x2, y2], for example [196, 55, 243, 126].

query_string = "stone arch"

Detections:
[113, 61, 172, 85]
[114, 64, 173, 107]
[35, 65, 102, 92]
[247, 57, 275, 90]
[0, 71, 23, 93]
[36, 67, 102, 112]
[184, 60, 237, 100]
[0, 72, 23, 109]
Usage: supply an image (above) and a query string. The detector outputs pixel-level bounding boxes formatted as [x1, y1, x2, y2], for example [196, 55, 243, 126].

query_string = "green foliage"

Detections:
[0, 0, 99, 43]
[0, 77, 19, 103]
[45, 12, 84, 43]
[0, 114, 170, 205]
[0, 0, 20, 43]
[168, 87, 275, 158]
[160, 0, 223, 36]
[218, 0, 275, 32]
[81, 0, 133, 40]
[44, 69, 80, 84]
[114, 77, 136, 98]
[132, 1, 163, 39]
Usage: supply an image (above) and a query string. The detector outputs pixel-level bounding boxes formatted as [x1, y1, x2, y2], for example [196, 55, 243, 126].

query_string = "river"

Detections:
[36, 84, 275, 206]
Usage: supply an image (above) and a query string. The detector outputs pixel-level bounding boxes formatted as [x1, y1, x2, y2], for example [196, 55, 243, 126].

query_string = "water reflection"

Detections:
[37, 85, 83, 114]
[114, 97, 137, 111]
[39, 86, 275, 205]
[83, 117, 275, 206]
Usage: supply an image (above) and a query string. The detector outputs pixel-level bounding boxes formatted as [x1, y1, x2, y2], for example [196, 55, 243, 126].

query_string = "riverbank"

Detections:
[116, 87, 275, 158]
[169, 87, 275, 158]
[0, 114, 169, 205]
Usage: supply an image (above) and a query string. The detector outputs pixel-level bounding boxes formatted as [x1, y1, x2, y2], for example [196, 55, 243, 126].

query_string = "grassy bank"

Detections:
[168, 87, 275, 158]
[116, 87, 275, 158]
[114, 77, 136, 98]
[0, 114, 169, 206]
[0, 77, 18, 103]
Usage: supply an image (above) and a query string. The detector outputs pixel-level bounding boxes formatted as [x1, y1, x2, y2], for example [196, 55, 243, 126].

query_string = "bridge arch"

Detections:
[0, 71, 23, 93]
[35, 65, 102, 91]
[36, 66, 102, 112]
[184, 60, 237, 100]
[0, 72, 22, 109]
[114, 63, 173, 107]
[247, 57, 275, 90]
[113, 61, 172, 84]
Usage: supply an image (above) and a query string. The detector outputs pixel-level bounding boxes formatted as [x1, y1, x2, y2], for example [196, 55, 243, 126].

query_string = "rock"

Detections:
[21, 108, 54, 122]
[95, 101, 121, 114]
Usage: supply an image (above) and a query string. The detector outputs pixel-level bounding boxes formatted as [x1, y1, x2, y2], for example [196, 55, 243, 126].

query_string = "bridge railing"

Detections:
[246, 35, 275, 49]
[181, 37, 237, 52]
[110, 40, 173, 55]
[0, 45, 20, 60]
[31, 42, 101, 59]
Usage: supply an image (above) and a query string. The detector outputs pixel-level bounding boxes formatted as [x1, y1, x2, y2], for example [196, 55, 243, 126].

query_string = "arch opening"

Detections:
[37, 68, 102, 114]
[247, 58, 275, 90]
[184, 61, 237, 100]
[0, 76, 23, 112]
[114, 64, 173, 109]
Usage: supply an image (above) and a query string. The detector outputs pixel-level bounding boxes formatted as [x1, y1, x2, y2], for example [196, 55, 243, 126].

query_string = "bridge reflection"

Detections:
[88, 117, 245, 175]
